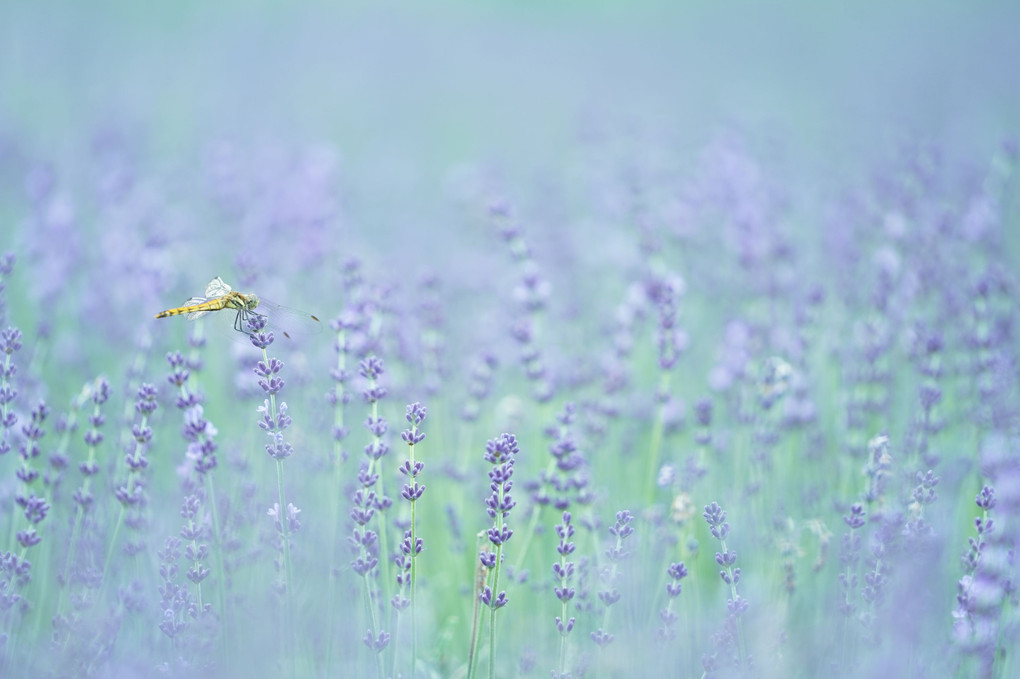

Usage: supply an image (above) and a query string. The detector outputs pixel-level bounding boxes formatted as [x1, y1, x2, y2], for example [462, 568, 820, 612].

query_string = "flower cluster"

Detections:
[591, 509, 635, 648]
[74, 377, 111, 510]
[349, 355, 391, 655]
[536, 403, 590, 512]
[480, 433, 519, 610]
[461, 351, 498, 423]
[113, 383, 158, 556]
[0, 327, 23, 457]
[657, 561, 689, 641]
[702, 501, 750, 673]
[15, 401, 51, 549]
[491, 201, 554, 403]
[551, 510, 577, 678]
[393, 401, 427, 597]
[327, 311, 357, 463]
[952, 482, 1011, 676]
[249, 314, 293, 461]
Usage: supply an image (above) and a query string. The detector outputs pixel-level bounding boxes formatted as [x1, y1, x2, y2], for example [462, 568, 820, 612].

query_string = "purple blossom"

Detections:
[0, 327, 22, 355]
[702, 501, 750, 671]
[479, 432, 518, 621]
[0, 327, 22, 458]
[245, 312, 274, 349]
[461, 351, 498, 422]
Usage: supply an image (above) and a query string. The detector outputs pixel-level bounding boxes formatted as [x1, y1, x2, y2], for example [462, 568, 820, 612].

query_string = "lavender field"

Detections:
[2, 2, 1020, 678]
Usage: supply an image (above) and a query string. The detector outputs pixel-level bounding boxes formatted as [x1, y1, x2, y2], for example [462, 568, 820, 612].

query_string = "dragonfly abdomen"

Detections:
[155, 296, 233, 319]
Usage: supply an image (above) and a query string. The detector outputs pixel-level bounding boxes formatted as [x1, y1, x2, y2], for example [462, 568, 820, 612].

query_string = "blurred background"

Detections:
[4, 0, 1018, 203]
[3, 0, 1018, 337]
[1, 2, 1019, 676]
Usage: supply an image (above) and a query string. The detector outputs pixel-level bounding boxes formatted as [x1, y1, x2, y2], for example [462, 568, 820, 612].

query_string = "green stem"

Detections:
[487, 541, 503, 679]
[262, 344, 295, 677]
[358, 570, 384, 678]
[409, 440, 419, 678]
[466, 532, 487, 679]
[644, 372, 671, 504]
[369, 396, 392, 627]
[326, 327, 347, 675]
[206, 473, 228, 650]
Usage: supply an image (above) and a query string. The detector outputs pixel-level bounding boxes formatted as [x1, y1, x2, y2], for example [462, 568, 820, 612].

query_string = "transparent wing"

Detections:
[258, 299, 323, 343]
[205, 277, 233, 298]
[182, 296, 212, 320]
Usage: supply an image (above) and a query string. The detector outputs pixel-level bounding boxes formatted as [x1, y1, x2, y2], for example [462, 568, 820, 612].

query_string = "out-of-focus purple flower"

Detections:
[268, 502, 302, 534]
[590, 509, 635, 650]
[0, 327, 22, 355]
[490, 203, 556, 402]
[838, 503, 866, 621]
[533, 403, 590, 514]
[952, 480, 1010, 675]
[862, 434, 893, 507]
[904, 469, 940, 538]
[72, 377, 111, 510]
[0, 327, 23, 457]
[0, 252, 15, 277]
[10, 397, 51, 556]
[649, 272, 685, 370]
[461, 351, 498, 422]
[362, 629, 390, 653]
[657, 561, 689, 641]
[701, 501, 750, 671]
[551, 509, 577, 678]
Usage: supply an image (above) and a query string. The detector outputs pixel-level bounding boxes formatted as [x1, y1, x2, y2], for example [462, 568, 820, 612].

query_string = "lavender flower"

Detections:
[953, 451, 1015, 679]
[0, 327, 22, 458]
[862, 434, 893, 509]
[347, 355, 392, 663]
[74, 377, 111, 511]
[461, 351, 498, 423]
[0, 252, 15, 326]
[157, 536, 196, 642]
[541, 402, 589, 511]
[395, 401, 426, 676]
[105, 384, 159, 585]
[552, 511, 577, 676]
[490, 202, 554, 403]
[328, 311, 357, 463]
[702, 502, 750, 673]
[477, 433, 519, 679]
[837, 503, 866, 671]
[325, 309, 358, 671]
[904, 469, 939, 539]
[657, 561, 689, 642]
[591, 510, 635, 650]
[0, 402, 49, 648]
[54, 376, 111, 637]
[16, 400, 48, 505]
[246, 311, 299, 665]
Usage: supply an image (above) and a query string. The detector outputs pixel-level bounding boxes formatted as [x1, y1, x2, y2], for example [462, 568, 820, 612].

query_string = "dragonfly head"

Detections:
[245, 293, 260, 311]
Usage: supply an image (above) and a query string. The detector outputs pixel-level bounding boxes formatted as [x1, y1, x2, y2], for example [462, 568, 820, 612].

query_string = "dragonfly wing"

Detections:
[205, 277, 233, 297]
[259, 299, 323, 342]
[180, 296, 212, 320]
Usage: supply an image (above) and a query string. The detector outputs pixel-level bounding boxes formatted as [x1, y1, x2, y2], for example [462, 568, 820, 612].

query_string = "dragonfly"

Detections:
[155, 276, 321, 340]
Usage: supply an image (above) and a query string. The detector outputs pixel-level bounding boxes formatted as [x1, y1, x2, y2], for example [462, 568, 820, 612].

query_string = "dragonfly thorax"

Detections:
[224, 291, 260, 312]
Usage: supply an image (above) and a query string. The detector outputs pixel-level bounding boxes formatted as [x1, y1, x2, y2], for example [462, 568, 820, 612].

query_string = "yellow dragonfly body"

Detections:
[155, 277, 319, 339]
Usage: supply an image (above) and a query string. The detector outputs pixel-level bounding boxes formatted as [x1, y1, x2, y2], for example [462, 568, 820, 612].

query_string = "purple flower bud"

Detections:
[0, 327, 23, 354]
